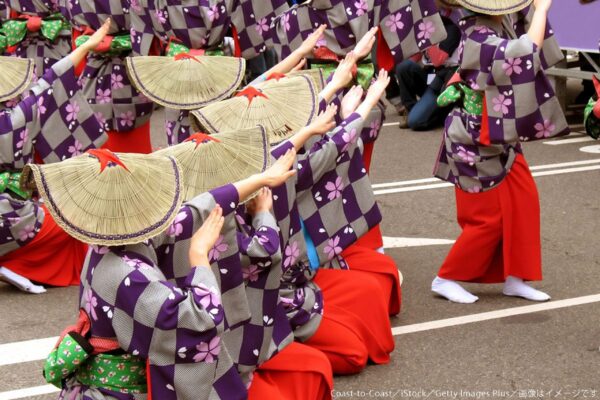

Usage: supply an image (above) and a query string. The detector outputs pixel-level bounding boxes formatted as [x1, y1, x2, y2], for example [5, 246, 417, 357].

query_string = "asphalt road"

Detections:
[1, 89, 599, 400]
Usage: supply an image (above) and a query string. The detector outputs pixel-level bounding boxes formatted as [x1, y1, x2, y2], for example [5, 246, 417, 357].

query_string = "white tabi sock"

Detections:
[503, 276, 550, 302]
[431, 276, 479, 304]
[0, 266, 46, 294]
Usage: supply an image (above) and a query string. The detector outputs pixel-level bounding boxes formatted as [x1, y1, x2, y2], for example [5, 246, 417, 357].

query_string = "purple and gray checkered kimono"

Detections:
[433, 11, 569, 193]
[228, 208, 294, 385]
[1, 0, 72, 78]
[271, 112, 381, 340]
[0, 56, 106, 257]
[58, 0, 154, 132]
[61, 185, 250, 400]
[272, 0, 446, 63]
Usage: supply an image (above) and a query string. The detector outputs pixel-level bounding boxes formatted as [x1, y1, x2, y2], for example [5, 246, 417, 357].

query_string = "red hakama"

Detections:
[342, 244, 402, 315]
[0, 206, 87, 286]
[438, 154, 542, 283]
[101, 122, 153, 154]
[305, 269, 395, 375]
[249, 342, 333, 400]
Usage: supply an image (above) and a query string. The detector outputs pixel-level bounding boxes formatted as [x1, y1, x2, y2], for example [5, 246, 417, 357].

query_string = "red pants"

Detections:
[0, 206, 87, 286]
[306, 269, 394, 375]
[342, 244, 402, 315]
[438, 154, 542, 283]
[249, 342, 333, 400]
[101, 122, 153, 154]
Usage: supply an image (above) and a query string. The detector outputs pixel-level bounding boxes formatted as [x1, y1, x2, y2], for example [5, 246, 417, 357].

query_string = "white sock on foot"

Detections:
[0, 267, 46, 294]
[431, 276, 479, 304]
[503, 276, 550, 301]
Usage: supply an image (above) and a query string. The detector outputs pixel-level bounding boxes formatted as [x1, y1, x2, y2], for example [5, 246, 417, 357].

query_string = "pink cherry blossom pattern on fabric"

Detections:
[255, 18, 269, 34]
[325, 176, 344, 200]
[68, 140, 83, 156]
[193, 284, 221, 308]
[130, 0, 141, 12]
[283, 241, 300, 268]
[122, 255, 153, 271]
[193, 336, 221, 363]
[111, 73, 124, 90]
[119, 111, 135, 128]
[492, 94, 512, 115]
[155, 9, 167, 24]
[91, 245, 110, 254]
[208, 235, 228, 262]
[342, 128, 358, 152]
[324, 236, 342, 260]
[66, 101, 80, 122]
[417, 20, 435, 40]
[83, 288, 98, 321]
[37, 97, 46, 117]
[18, 224, 35, 241]
[355, 0, 367, 16]
[16, 129, 28, 149]
[166, 211, 187, 237]
[466, 185, 482, 194]
[457, 147, 477, 165]
[96, 88, 111, 104]
[369, 119, 380, 139]
[534, 120, 556, 138]
[207, 5, 219, 22]
[165, 121, 174, 138]
[316, 34, 326, 48]
[283, 13, 291, 32]
[242, 264, 260, 282]
[502, 58, 523, 76]
[385, 13, 404, 33]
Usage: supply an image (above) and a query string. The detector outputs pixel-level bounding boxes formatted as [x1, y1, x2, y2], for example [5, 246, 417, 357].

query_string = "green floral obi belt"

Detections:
[437, 83, 484, 116]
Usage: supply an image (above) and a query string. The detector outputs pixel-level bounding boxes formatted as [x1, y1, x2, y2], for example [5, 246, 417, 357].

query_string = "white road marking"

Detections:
[0, 385, 59, 400]
[392, 293, 600, 336]
[383, 236, 455, 248]
[580, 145, 600, 154]
[0, 337, 56, 367]
[544, 137, 595, 145]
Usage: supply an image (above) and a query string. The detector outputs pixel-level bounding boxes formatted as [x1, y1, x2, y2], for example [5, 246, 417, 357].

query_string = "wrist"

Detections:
[189, 249, 210, 267]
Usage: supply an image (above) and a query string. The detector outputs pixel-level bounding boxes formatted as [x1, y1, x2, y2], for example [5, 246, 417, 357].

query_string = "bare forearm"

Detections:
[527, 7, 548, 48]
[234, 174, 268, 203]
[287, 127, 314, 151]
[265, 49, 306, 76]
[67, 46, 89, 67]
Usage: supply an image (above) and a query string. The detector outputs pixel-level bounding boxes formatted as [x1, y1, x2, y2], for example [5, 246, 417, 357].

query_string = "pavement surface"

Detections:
[1, 87, 599, 400]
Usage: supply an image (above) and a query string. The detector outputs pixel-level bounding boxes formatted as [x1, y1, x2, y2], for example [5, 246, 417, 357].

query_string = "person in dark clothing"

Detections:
[395, 10, 462, 130]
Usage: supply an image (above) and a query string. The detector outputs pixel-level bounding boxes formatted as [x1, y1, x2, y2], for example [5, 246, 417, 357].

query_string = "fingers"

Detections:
[293, 58, 307, 71]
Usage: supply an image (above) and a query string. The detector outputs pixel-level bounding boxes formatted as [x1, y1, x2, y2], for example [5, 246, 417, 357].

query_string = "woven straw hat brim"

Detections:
[155, 126, 271, 201]
[289, 68, 325, 93]
[25, 152, 184, 246]
[190, 75, 318, 145]
[441, 0, 533, 14]
[126, 56, 246, 110]
[0, 57, 34, 103]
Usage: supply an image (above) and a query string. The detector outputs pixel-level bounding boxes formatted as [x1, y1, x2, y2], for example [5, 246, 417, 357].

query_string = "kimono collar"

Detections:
[470, 16, 506, 37]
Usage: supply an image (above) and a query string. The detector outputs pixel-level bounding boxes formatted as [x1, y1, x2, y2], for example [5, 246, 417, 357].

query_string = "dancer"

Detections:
[432, 0, 568, 303]
[0, 21, 108, 293]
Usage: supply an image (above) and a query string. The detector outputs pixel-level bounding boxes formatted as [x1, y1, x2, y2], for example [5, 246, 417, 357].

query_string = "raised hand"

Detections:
[354, 27, 378, 59]
[330, 52, 357, 90]
[297, 24, 327, 57]
[341, 85, 364, 119]
[309, 104, 338, 135]
[365, 69, 390, 105]
[533, 0, 552, 12]
[261, 149, 297, 187]
[82, 18, 111, 52]
[189, 205, 224, 267]
[246, 187, 273, 217]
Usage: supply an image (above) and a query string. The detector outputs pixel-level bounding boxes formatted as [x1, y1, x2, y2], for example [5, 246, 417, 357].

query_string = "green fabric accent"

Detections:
[1, 14, 69, 46]
[311, 59, 375, 90]
[44, 334, 92, 388]
[75, 353, 147, 394]
[584, 97, 600, 140]
[165, 42, 225, 57]
[437, 83, 484, 116]
[0, 32, 7, 53]
[75, 34, 132, 56]
[0, 172, 31, 199]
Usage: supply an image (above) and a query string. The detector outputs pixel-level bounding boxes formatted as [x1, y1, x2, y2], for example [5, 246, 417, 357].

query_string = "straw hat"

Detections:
[191, 75, 318, 145]
[438, 0, 533, 14]
[126, 54, 246, 110]
[155, 126, 271, 201]
[260, 68, 325, 94]
[23, 149, 183, 246]
[0, 57, 34, 103]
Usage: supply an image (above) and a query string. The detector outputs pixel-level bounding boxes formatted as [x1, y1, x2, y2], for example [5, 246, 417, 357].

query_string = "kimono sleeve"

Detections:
[237, 211, 280, 259]
[129, 0, 158, 56]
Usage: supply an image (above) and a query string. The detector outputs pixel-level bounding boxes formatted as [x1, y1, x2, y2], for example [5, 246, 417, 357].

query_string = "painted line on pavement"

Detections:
[544, 137, 595, 145]
[392, 293, 600, 336]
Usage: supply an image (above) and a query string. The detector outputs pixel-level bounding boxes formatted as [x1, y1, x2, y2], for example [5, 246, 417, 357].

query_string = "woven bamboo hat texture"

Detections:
[126, 54, 246, 110]
[438, 0, 533, 14]
[0, 57, 34, 103]
[23, 149, 184, 246]
[191, 75, 318, 145]
[155, 126, 271, 201]
[261, 68, 325, 93]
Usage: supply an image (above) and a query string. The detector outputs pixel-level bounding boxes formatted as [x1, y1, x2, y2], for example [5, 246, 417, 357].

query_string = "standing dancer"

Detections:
[0, 22, 108, 293]
[432, 0, 568, 303]
[58, 0, 154, 153]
